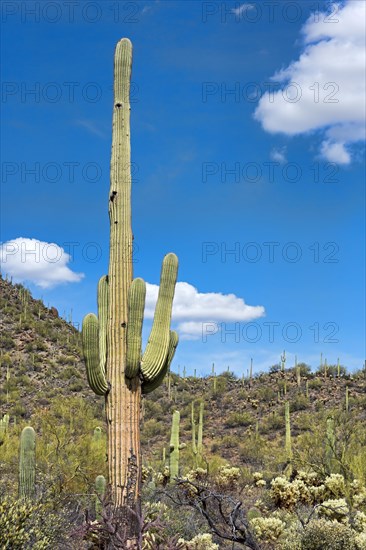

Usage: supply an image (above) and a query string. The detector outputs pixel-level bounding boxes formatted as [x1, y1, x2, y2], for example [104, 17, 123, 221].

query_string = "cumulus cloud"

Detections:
[254, 0, 365, 164]
[270, 147, 287, 164]
[145, 281, 265, 340]
[0, 238, 84, 288]
[231, 4, 255, 16]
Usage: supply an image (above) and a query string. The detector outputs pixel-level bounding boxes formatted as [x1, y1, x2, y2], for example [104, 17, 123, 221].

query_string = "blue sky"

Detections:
[1, 0, 365, 375]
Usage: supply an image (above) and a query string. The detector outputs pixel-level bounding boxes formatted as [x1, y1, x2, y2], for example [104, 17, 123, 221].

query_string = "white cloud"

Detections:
[0, 238, 84, 288]
[270, 146, 287, 164]
[320, 140, 350, 165]
[145, 281, 265, 340]
[254, 0, 365, 165]
[231, 3, 254, 16]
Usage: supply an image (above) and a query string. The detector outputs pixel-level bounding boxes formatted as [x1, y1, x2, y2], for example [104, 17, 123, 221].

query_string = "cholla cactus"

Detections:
[324, 474, 345, 498]
[318, 498, 349, 522]
[178, 533, 219, 549]
[217, 465, 240, 488]
[250, 516, 286, 543]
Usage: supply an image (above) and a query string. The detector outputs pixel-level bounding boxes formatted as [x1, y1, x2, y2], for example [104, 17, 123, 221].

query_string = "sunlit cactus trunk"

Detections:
[82, 38, 179, 543]
[106, 37, 139, 513]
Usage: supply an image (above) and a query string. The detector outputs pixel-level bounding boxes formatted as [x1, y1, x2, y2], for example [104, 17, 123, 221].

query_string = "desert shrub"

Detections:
[265, 413, 283, 432]
[144, 399, 163, 419]
[220, 435, 240, 449]
[254, 386, 277, 402]
[142, 419, 165, 439]
[69, 381, 83, 392]
[0, 496, 69, 549]
[301, 519, 356, 550]
[59, 366, 81, 381]
[225, 412, 253, 428]
[0, 354, 12, 367]
[292, 394, 310, 411]
[308, 378, 323, 390]
[0, 333, 16, 350]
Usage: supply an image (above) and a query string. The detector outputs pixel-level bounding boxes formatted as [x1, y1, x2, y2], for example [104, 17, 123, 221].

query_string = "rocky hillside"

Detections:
[0, 275, 96, 418]
[1, 274, 365, 470]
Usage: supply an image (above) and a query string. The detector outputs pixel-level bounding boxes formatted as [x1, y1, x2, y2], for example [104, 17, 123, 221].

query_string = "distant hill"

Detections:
[1, 274, 365, 469]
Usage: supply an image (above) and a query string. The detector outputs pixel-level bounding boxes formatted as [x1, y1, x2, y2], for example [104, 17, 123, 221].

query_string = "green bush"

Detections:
[301, 519, 356, 550]
[0, 496, 70, 549]
[225, 412, 254, 428]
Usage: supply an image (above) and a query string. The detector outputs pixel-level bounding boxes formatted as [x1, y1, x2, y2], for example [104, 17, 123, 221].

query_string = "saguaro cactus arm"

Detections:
[126, 277, 146, 378]
[140, 253, 178, 382]
[82, 313, 108, 396]
[142, 331, 179, 394]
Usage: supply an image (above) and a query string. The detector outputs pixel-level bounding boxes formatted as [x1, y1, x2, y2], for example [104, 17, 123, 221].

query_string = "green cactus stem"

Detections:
[326, 415, 336, 474]
[191, 402, 197, 457]
[169, 410, 180, 482]
[345, 386, 349, 412]
[95, 475, 106, 519]
[191, 401, 204, 464]
[284, 402, 292, 475]
[197, 402, 204, 455]
[211, 363, 215, 376]
[81, 38, 179, 526]
[19, 426, 36, 500]
[0, 414, 10, 444]
[93, 426, 102, 443]
[337, 357, 340, 378]
[281, 351, 286, 372]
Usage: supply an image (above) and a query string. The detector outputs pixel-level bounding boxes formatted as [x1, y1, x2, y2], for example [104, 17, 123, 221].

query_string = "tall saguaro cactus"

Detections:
[284, 401, 292, 477]
[81, 38, 179, 533]
[19, 426, 36, 500]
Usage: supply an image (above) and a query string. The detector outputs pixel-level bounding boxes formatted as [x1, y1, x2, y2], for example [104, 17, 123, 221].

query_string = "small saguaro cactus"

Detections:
[345, 385, 349, 412]
[295, 356, 301, 388]
[169, 410, 180, 482]
[19, 426, 36, 500]
[0, 413, 10, 444]
[326, 415, 336, 473]
[284, 402, 292, 476]
[81, 38, 179, 530]
[281, 351, 286, 372]
[93, 426, 102, 441]
[95, 475, 107, 519]
[191, 401, 204, 463]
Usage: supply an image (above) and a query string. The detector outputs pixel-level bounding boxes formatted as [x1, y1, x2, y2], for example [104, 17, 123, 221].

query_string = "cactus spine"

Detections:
[81, 39, 179, 524]
[19, 426, 36, 499]
[169, 410, 180, 482]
